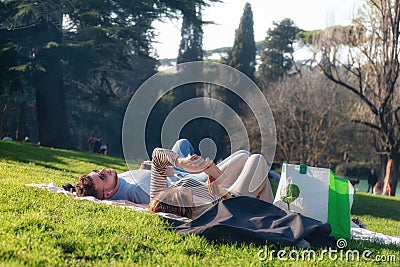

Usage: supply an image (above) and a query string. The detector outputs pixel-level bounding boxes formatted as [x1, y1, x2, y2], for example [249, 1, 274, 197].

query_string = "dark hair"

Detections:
[148, 187, 193, 218]
[62, 183, 76, 193]
[75, 174, 98, 198]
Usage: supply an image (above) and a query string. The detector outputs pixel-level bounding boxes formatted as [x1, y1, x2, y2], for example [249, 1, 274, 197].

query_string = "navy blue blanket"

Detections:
[167, 196, 335, 247]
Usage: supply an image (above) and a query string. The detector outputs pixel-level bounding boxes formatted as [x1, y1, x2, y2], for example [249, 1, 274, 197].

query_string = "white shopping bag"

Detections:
[273, 163, 354, 239]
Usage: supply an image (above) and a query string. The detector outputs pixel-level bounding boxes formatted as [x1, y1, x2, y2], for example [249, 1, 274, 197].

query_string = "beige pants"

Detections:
[216, 151, 274, 203]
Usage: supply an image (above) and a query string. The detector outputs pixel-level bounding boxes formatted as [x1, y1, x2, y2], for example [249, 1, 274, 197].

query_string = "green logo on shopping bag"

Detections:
[281, 183, 300, 211]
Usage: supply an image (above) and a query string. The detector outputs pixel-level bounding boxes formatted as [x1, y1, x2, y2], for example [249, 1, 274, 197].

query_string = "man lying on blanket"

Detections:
[74, 139, 274, 218]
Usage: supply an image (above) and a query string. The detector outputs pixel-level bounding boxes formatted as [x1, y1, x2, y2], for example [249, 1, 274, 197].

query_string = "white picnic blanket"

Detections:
[25, 182, 191, 223]
[350, 221, 400, 246]
[26, 182, 148, 210]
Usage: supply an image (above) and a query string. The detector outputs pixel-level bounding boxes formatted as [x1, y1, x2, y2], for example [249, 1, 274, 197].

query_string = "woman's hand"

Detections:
[207, 174, 232, 199]
[175, 154, 212, 173]
[207, 175, 217, 195]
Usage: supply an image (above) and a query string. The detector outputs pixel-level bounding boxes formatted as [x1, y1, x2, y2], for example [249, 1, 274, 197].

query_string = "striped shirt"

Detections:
[150, 148, 217, 207]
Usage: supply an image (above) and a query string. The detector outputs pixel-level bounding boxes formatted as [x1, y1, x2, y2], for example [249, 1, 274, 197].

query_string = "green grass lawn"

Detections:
[0, 141, 399, 266]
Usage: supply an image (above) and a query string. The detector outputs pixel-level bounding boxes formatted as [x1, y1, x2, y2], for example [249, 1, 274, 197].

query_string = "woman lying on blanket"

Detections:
[147, 147, 275, 218]
[75, 140, 273, 218]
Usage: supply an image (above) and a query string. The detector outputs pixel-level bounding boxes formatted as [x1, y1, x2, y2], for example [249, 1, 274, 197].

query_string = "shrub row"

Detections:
[334, 162, 377, 179]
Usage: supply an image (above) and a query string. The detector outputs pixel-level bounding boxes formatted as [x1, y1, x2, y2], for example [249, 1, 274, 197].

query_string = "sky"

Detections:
[152, 0, 360, 59]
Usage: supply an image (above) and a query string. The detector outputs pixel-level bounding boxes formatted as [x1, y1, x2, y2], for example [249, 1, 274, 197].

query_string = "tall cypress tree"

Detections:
[258, 18, 300, 86]
[177, 4, 203, 64]
[175, 3, 203, 105]
[173, 4, 205, 152]
[174, 3, 203, 104]
[227, 2, 256, 81]
[173, 2, 203, 105]
[218, 2, 256, 115]
[173, 3, 203, 109]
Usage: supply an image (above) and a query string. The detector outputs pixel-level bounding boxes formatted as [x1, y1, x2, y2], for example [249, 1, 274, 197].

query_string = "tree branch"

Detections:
[320, 66, 379, 115]
[352, 119, 382, 132]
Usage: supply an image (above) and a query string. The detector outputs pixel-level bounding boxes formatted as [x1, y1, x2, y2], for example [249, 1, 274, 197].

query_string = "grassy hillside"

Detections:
[0, 141, 399, 266]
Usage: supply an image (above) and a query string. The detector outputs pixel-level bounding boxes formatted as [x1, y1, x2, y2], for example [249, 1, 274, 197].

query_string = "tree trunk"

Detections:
[382, 159, 392, 195]
[380, 154, 388, 184]
[16, 102, 26, 141]
[34, 22, 70, 149]
[1, 20, 71, 148]
[35, 60, 70, 148]
[383, 154, 399, 196]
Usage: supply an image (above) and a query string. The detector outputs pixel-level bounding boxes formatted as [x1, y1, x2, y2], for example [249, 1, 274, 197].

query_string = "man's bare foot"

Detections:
[140, 160, 152, 170]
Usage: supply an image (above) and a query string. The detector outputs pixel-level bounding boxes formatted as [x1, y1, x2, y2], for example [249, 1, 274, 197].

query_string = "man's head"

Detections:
[75, 169, 119, 199]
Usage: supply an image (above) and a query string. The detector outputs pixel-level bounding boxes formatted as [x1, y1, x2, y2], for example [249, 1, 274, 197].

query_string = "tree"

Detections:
[177, 4, 203, 64]
[310, 0, 400, 196]
[172, 3, 211, 154]
[227, 2, 256, 81]
[266, 71, 362, 166]
[0, 3, 37, 141]
[208, 3, 258, 157]
[0, 2, 71, 148]
[63, 0, 160, 153]
[174, 1, 203, 106]
[0, 0, 219, 153]
[215, 1, 256, 127]
[258, 18, 300, 86]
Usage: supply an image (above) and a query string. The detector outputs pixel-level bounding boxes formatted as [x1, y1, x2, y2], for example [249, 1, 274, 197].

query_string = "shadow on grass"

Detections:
[351, 192, 400, 221]
[0, 141, 127, 174]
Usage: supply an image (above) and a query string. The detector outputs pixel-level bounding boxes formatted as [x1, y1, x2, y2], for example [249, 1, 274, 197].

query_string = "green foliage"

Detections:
[296, 30, 322, 45]
[226, 2, 256, 81]
[335, 162, 376, 179]
[258, 18, 300, 85]
[177, 4, 203, 63]
[174, 3, 203, 146]
[215, 3, 257, 154]
[0, 141, 399, 266]
[44, 41, 59, 49]
[8, 62, 32, 72]
[0, 0, 219, 153]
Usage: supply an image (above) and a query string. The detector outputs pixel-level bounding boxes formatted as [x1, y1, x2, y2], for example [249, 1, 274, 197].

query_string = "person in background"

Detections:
[87, 136, 96, 152]
[1, 133, 13, 141]
[93, 137, 102, 153]
[99, 143, 108, 155]
[367, 168, 378, 193]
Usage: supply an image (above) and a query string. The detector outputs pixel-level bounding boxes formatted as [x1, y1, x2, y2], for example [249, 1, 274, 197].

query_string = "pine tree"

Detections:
[258, 18, 300, 85]
[227, 2, 256, 81]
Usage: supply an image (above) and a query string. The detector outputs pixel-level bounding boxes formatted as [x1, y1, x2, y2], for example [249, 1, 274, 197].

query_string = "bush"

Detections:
[334, 162, 376, 179]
